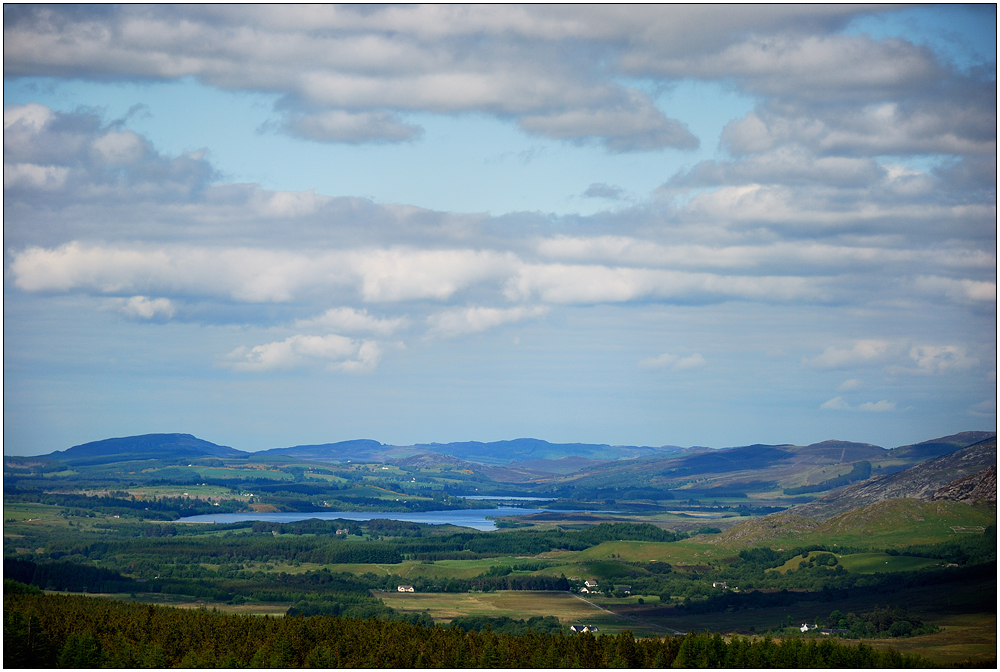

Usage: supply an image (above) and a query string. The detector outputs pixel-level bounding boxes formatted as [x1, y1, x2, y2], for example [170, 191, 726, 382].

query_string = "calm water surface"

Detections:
[177, 507, 550, 531]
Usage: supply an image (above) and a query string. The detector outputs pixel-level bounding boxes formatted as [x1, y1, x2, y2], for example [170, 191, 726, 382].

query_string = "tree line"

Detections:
[4, 588, 929, 668]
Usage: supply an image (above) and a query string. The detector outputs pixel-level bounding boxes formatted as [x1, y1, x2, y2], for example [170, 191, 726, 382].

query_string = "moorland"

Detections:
[4, 430, 996, 667]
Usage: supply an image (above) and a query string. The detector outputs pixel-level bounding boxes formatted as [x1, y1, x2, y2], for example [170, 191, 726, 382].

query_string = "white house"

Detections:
[584, 580, 599, 588]
[712, 581, 728, 589]
[800, 623, 817, 632]
[397, 585, 415, 593]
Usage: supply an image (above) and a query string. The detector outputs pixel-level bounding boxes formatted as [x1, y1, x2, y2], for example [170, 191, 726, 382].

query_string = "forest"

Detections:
[5, 586, 930, 669]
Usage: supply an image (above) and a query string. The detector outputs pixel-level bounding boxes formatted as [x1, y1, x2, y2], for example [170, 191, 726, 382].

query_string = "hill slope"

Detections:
[785, 437, 997, 521]
[931, 466, 997, 505]
[46, 433, 245, 464]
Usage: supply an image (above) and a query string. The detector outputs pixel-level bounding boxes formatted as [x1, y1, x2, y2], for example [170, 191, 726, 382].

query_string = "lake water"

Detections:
[460, 495, 556, 501]
[177, 507, 549, 531]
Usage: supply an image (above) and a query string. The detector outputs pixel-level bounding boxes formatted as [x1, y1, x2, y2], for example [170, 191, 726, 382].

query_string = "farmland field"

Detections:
[378, 590, 645, 633]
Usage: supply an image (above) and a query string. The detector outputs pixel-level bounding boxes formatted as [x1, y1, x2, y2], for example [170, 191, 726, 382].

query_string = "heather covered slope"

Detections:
[783, 438, 997, 521]
[931, 466, 997, 505]
[712, 498, 996, 549]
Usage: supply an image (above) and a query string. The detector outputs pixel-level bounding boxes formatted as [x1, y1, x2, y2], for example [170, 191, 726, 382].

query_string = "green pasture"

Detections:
[709, 499, 996, 552]
[3, 502, 64, 521]
[766, 550, 942, 575]
[378, 590, 648, 634]
[836, 552, 943, 574]
[264, 557, 552, 581]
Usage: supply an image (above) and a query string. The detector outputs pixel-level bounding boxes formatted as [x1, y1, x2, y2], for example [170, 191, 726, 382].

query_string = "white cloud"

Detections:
[640, 352, 706, 371]
[820, 396, 851, 410]
[518, 91, 699, 151]
[226, 334, 380, 373]
[821, 396, 895, 412]
[837, 378, 864, 392]
[348, 249, 517, 302]
[914, 275, 997, 304]
[504, 263, 821, 304]
[252, 190, 332, 218]
[426, 305, 548, 338]
[909, 345, 977, 373]
[809, 340, 892, 369]
[91, 131, 147, 165]
[295, 307, 406, 336]
[4, 163, 69, 190]
[8, 243, 519, 305]
[118, 296, 176, 320]
[12, 6, 934, 151]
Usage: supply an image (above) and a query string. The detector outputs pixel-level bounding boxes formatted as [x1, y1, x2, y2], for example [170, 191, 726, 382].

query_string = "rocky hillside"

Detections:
[931, 465, 997, 505]
[783, 437, 996, 521]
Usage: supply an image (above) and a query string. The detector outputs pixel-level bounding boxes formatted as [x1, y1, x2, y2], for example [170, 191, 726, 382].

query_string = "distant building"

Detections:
[712, 581, 728, 589]
[335, 528, 350, 535]
[800, 623, 817, 632]
[571, 625, 599, 634]
[584, 580, 599, 587]
[615, 585, 632, 594]
[397, 585, 415, 593]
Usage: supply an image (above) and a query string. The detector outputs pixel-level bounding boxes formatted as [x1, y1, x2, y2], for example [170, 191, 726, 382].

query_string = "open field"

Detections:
[834, 552, 943, 574]
[767, 550, 943, 575]
[378, 590, 653, 634]
[3, 502, 65, 522]
[43, 591, 291, 617]
[868, 612, 997, 667]
[604, 572, 996, 666]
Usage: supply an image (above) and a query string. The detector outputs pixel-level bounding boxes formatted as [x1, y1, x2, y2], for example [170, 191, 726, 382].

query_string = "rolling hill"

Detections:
[784, 437, 997, 521]
[44, 433, 246, 465]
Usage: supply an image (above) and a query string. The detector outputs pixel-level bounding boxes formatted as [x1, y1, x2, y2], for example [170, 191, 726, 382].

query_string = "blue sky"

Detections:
[4, 5, 996, 455]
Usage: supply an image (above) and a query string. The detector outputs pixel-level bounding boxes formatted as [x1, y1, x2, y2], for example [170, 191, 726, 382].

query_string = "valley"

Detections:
[4, 430, 996, 667]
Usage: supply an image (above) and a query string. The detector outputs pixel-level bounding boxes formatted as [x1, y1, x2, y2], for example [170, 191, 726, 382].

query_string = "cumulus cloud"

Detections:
[7, 243, 520, 305]
[225, 334, 380, 373]
[19, 5, 975, 156]
[821, 396, 896, 412]
[504, 263, 822, 304]
[913, 275, 997, 304]
[838, 378, 864, 392]
[426, 305, 548, 338]
[519, 91, 699, 151]
[639, 352, 706, 371]
[118, 296, 176, 321]
[808, 340, 893, 369]
[908, 345, 977, 373]
[295, 307, 406, 336]
[3, 104, 214, 205]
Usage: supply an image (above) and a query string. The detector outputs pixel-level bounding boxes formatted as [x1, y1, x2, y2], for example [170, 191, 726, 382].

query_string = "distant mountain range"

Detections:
[27, 431, 997, 481]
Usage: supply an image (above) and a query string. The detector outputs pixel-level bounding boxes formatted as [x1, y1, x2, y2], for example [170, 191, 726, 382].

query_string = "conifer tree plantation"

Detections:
[5, 584, 932, 668]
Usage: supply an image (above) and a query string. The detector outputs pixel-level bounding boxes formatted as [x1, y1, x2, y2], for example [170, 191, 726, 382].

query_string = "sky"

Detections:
[3, 5, 996, 455]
